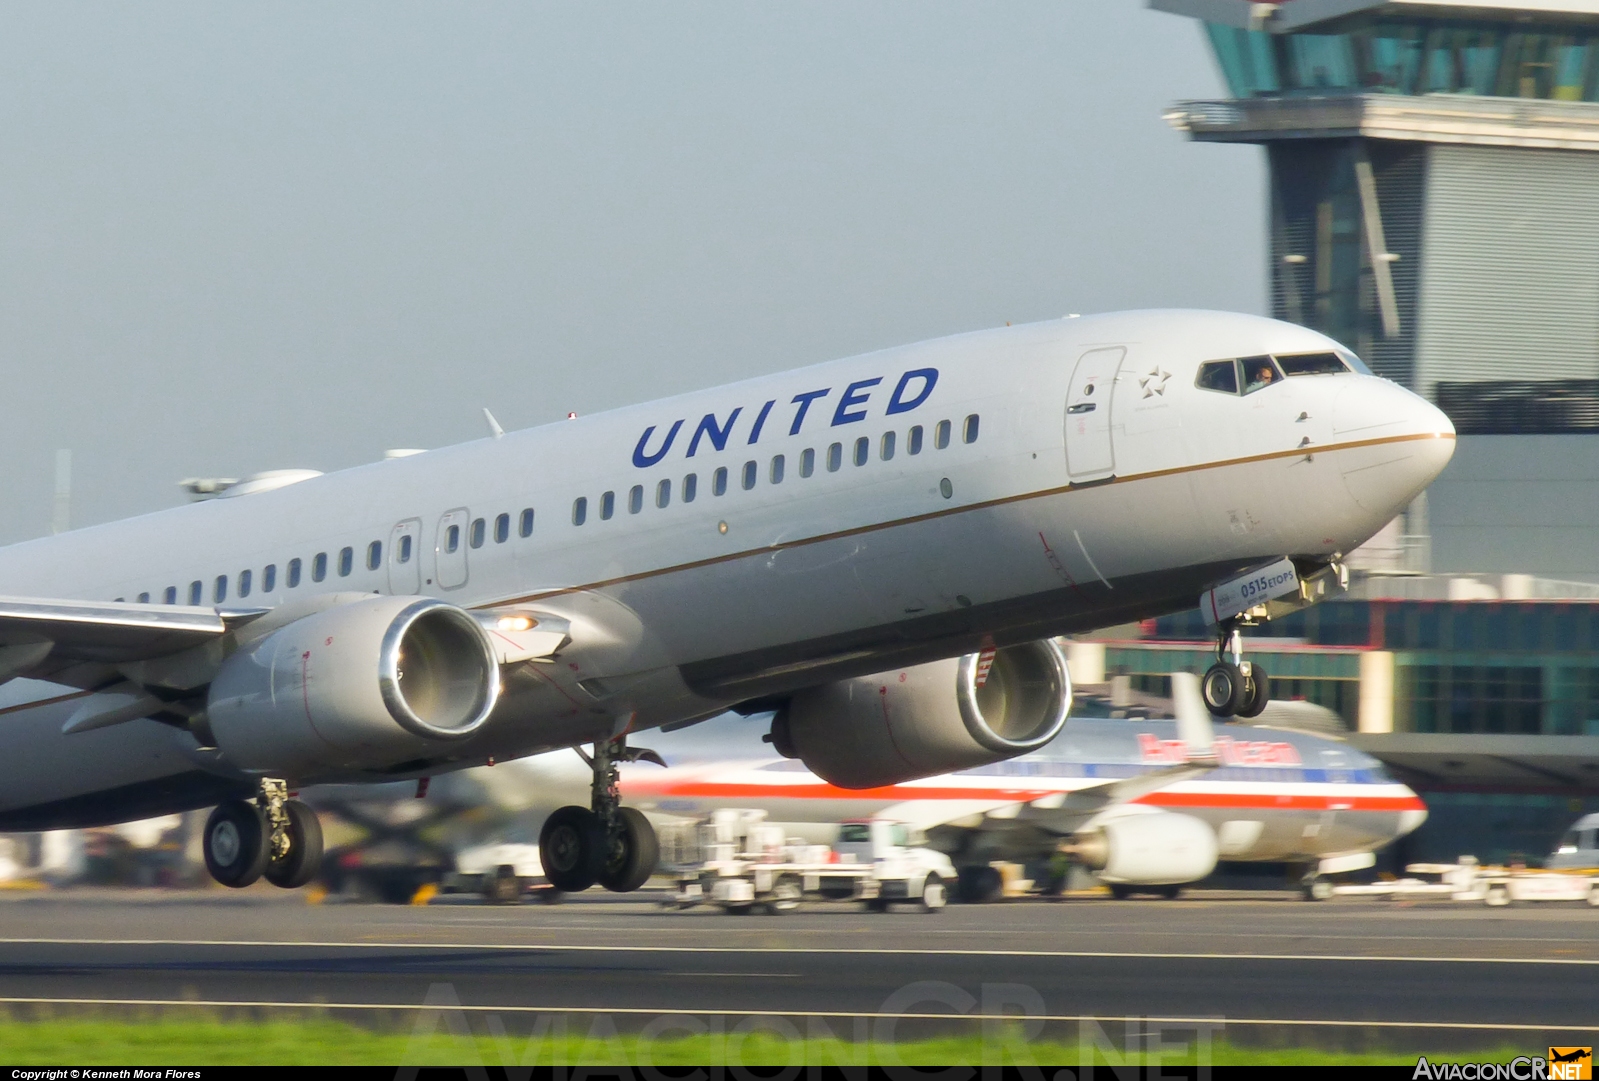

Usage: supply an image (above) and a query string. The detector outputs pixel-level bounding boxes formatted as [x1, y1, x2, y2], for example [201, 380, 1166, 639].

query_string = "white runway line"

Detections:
[0, 996, 1594, 1033]
[1, 937, 1597, 966]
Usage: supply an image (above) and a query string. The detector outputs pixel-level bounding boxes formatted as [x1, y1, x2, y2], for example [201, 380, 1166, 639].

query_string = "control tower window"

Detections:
[1195, 360, 1239, 395]
[1276, 352, 1350, 377]
[1241, 356, 1283, 394]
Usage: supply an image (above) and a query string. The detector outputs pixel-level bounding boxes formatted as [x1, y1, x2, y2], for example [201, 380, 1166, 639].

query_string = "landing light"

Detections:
[496, 615, 537, 632]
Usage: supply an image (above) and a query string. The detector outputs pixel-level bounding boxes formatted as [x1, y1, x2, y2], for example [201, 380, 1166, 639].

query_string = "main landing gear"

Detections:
[1201, 620, 1271, 719]
[203, 778, 324, 889]
[539, 737, 661, 895]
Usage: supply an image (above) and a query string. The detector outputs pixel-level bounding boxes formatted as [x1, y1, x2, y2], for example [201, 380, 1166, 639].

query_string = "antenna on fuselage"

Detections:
[482, 408, 505, 440]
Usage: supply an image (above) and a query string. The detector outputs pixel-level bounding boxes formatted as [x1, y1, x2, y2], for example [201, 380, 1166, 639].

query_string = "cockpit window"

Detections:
[1240, 355, 1282, 394]
[1196, 359, 1239, 394]
[1276, 352, 1350, 377]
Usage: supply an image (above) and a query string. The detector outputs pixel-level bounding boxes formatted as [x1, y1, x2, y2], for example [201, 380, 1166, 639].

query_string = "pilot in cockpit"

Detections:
[1243, 356, 1277, 393]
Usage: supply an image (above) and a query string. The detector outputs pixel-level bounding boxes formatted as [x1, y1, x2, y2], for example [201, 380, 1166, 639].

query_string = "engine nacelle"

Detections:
[1066, 811, 1219, 885]
[207, 595, 500, 777]
[772, 639, 1071, 789]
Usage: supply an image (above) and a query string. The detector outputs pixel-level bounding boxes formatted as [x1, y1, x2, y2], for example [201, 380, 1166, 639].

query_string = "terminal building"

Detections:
[1128, 0, 1599, 863]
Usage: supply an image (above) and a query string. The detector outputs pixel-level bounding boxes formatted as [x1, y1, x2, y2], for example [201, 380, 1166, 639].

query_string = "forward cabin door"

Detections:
[1064, 346, 1125, 483]
[388, 518, 422, 595]
[435, 508, 470, 590]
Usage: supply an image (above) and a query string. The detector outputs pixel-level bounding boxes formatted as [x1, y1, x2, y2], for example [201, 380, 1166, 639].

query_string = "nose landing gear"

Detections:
[1201, 621, 1270, 719]
[539, 736, 662, 895]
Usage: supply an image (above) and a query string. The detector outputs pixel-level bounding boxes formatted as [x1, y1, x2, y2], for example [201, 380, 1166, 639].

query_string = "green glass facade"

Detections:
[1207, 17, 1599, 101]
[1142, 599, 1599, 735]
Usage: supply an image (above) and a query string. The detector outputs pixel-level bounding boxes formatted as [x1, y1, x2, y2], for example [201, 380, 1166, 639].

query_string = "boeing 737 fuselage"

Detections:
[0, 309, 1454, 893]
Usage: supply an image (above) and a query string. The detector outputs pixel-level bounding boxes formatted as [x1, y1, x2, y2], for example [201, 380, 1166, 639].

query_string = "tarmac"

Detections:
[2, 885, 1596, 1054]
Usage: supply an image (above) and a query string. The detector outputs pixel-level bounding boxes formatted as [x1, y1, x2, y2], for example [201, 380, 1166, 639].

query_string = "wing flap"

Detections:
[0, 596, 261, 666]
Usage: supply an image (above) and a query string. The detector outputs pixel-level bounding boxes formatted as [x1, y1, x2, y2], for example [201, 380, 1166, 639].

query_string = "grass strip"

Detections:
[0, 1016, 1526, 1067]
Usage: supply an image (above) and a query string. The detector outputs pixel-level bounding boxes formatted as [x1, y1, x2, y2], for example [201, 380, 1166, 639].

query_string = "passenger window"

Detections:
[519, 508, 535, 537]
[600, 491, 615, 520]
[799, 448, 815, 478]
[288, 559, 302, 588]
[238, 570, 252, 597]
[573, 497, 588, 526]
[629, 485, 643, 514]
[908, 426, 923, 455]
[1241, 355, 1282, 394]
[881, 431, 895, 460]
[137, 592, 150, 604]
[713, 467, 728, 496]
[853, 437, 869, 466]
[339, 547, 354, 576]
[469, 518, 486, 548]
[367, 541, 382, 570]
[494, 513, 509, 543]
[656, 478, 671, 508]
[742, 460, 757, 490]
[263, 564, 276, 592]
[1196, 360, 1239, 394]
[189, 581, 203, 605]
[313, 553, 328, 582]
[214, 575, 228, 603]
[164, 586, 177, 604]
[934, 420, 951, 449]
[770, 455, 784, 484]
[398, 536, 412, 563]
[683, 474, 697, 503]
[963, 414, 979, 444]
[827, 443, 842, 472]
[1276, 351, 1349, 377]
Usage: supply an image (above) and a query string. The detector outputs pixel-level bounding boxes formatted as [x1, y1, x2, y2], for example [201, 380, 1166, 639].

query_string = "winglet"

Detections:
[1171, 671, 1218, 764]
[483, 408, 505, 440]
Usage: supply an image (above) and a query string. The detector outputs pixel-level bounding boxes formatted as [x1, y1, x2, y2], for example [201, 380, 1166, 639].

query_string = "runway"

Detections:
[3, 888, 1596, 1052]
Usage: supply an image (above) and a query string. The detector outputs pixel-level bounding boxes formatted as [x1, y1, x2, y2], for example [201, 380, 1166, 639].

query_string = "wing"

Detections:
[0, 595, 267, 674]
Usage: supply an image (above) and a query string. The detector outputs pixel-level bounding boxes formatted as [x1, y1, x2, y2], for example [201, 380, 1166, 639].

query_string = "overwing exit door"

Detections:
[388, 518, 421, 595]
[1064, 347, 1126, 483]
[435, 508, 470, 590]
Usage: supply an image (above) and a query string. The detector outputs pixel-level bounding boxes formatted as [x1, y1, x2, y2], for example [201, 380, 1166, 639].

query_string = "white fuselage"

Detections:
[0, 310, 1454, 829]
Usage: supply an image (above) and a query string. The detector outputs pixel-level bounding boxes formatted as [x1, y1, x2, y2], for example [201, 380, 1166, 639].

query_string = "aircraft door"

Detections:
[388, 518, 422, 595]
[435, 508, 470, 590]
[1064, 346, 1126, 483]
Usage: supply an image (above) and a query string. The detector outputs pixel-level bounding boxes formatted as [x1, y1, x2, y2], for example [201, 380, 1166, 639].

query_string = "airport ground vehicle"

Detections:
[667, 810, 953, 914]
[443, 841, 556, 903]
[1334, 857, 1599, 906]
[1548, 813, 1599, 870]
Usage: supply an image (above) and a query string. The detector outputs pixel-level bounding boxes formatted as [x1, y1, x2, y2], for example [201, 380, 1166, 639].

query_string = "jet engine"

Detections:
[206, 595, 500, 777]
[1065, 811, 1219, 885]
[770, 639, 1071, 789]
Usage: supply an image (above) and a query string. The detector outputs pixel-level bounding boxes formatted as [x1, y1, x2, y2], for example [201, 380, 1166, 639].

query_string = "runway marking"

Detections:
[0, 996, 1594, 1034]
[2, 937, 1598, 966]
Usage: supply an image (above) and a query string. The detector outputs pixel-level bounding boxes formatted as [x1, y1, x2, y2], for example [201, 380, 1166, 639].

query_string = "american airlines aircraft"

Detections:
[0, 309, 1453, 895]
[615, 699, 1428, 902]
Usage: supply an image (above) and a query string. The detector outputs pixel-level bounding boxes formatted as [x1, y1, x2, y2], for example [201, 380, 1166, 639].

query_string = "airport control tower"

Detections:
[1155, 0, 1599, 432]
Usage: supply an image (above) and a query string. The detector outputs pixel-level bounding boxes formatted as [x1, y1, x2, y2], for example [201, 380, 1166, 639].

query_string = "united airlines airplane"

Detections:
[0, 309, 1453, 895]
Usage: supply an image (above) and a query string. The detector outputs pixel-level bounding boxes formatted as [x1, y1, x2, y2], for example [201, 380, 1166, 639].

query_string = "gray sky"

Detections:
[0, 2, 1264, 545]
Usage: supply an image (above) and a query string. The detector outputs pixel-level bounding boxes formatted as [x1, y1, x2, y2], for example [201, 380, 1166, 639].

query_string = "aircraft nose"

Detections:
[1397, 800, 1428, 839]
[1331, 378, 1456, 514]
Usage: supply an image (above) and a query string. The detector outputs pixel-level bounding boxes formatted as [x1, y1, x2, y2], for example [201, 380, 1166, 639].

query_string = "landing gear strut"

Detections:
[203, 779, 323, 889]
[1202, 620, 1270, 718]
[540, 737, 661, 895]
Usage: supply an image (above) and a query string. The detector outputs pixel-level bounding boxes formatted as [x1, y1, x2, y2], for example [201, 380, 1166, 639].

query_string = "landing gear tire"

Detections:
[204, 800, 269, 888]
[1202, 662, 1245, 717]
[865, 898, 890, 913]
[1157, 885, 1181, 900]
[1301, 878, 1334, 902]
[956, 865, 1004, 904]
[599, 806, 659, 893]
[920, 874, 947, 913]
[1236, 664, 1271, 719]
[264, 800, 324, 889]
[1108, 883, 1132, 900]
[540, 805, 606, 893]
